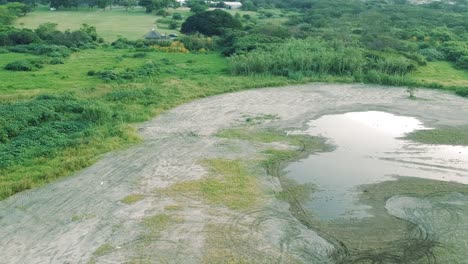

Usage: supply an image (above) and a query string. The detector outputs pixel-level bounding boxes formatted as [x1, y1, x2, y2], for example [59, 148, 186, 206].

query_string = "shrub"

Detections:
[4, 59, 44, 71]
[152, 41, 189, 53]
[49, 58, 64, 65]
[455, 88, 468, 97]
[90, 61, 160, 81]
[9, 44, 71, 57]
[172, 13, 183, 20]
[181, 10, 242, 36]
[455, 56, 468, 70]
[419, 48, 445, 61]
[179, 33, 214, 51]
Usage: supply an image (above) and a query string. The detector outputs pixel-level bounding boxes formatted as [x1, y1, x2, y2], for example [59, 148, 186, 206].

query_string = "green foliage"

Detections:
[4, 58, 43, 71]
[0, 2, 28, 25]
[90, 60, 160, 81]
[139, 0, 176, 13]
[190, 2, 207, 13]
[178, 33, 215, 51]
[0, 95, 94, 169]
[172, 12, 182, 20]
[229, 38, 419, 81]
[455, 56, 468, 70]
[9, 44, 71, 57]
[181, 10, 242, 36]
[406, 127, 468, 146]
[419, 48, 445, 62]
[455, 88, 468, 97]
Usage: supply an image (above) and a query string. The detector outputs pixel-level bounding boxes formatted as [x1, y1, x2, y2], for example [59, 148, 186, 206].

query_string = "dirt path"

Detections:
[1, 84, 467, 263]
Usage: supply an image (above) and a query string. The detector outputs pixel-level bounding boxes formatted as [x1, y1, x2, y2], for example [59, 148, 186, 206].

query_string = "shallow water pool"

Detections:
[286, 111, 468, 219]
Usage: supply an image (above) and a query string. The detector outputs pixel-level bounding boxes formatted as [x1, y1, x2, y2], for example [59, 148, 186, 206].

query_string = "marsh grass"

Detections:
[405, 126, 468, 146]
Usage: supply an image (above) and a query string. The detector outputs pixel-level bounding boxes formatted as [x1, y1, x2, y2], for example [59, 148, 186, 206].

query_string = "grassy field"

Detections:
[409, 61, 468, 87]
[15, 6, 179, 41]
[15, 6, 287, 41]
[0, 46, 295, 199]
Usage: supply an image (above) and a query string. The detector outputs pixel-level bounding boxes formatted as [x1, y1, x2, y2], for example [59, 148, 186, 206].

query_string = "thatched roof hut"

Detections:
[144, 29, 165, 40]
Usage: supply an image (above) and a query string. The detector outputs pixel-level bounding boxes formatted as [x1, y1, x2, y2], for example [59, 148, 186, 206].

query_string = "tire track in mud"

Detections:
[1, 83, 468, 263]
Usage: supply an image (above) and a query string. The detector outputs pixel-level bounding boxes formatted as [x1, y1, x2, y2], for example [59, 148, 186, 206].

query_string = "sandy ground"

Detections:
[1, 83, 468, 263]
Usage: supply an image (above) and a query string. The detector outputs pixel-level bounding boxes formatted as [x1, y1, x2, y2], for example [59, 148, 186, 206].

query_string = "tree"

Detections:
[181, 9, 242, 36]
[119, 0, 137, 11]
[139, 0, 175, 13]
[190, 3, 207, 13]
[0, 6, 16, 25]
[96, 0, 111, 9]
[241, 0, 255, 11]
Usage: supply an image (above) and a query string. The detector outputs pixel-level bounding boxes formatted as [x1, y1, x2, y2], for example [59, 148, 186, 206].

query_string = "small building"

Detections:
[223, 1, 242, 9]
[143, 29, 167, 40]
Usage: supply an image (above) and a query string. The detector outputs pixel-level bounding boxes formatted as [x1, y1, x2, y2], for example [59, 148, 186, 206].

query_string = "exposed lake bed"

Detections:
[1, 84, 468, 263]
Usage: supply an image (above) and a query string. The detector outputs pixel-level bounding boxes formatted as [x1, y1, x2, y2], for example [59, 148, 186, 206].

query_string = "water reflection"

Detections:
[286, 111, 468, 219]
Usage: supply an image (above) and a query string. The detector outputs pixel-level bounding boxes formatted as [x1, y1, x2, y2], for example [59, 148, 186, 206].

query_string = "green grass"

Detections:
[121, 193, 145, 204]
[15, 6, 180, 41]
[0, 46, 296, 200]
[217, 128, 289, 143]
[93, 243, 114, 257]
[169, 159, 261, 210]
[409, 61, 468, 88]
[405, 126, 468, 145]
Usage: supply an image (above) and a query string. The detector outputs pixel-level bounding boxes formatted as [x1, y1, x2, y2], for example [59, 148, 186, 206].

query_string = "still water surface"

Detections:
[286, 111, 468, 219]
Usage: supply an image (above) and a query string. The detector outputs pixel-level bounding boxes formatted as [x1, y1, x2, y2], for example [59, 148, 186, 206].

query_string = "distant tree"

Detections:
[172, 12, 182, 20]
[139, 0, 175, 13]
[190, 3, 206, 13]
[168, 20, 177, 29]
[181, 9, 242, 36]
[96, 0, 111, 9]
[241, 0, 255, 11]
[86, 0, 97, 8]
[0, 6, 15, 25]
[50, 0, 76, 9]
[119, 0, 137, 11]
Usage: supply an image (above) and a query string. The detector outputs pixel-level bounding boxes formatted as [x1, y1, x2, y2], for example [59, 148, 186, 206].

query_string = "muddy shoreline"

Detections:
[1, 83, 467, 263]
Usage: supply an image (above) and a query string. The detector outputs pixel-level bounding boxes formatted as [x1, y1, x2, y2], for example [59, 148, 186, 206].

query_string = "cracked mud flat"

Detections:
[1, 83, 468, 263]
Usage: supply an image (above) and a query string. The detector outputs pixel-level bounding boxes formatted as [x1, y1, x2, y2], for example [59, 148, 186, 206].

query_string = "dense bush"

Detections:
[455, 88, 468, 97]
[89, 61, 160, 81]
[181, 10, 242, 36]
[455, 56, 468, 70]
[0, 28, 39, 46]
[229, 38, 419, 81]
[9, 44, 71, 57]
[178, 33, 215, 51]
[4, 59, 44, 71]
[0, 95, 97, 168]
[419, 48, 445, 61]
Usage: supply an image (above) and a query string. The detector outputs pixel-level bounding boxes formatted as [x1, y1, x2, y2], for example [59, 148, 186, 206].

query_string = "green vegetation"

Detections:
[143, 214, 171, 236]
[15, 7, 176, 41]
[309, 177, 468, 263]
[92, 243, 114, 257]
[121, 193, 145, 204]
[181, 9, 242, 36]
[405, 126, 468, 146]
[169, 159, 261, 210]
[1, 0, 467, 200]
[0, 46, 292, 199]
